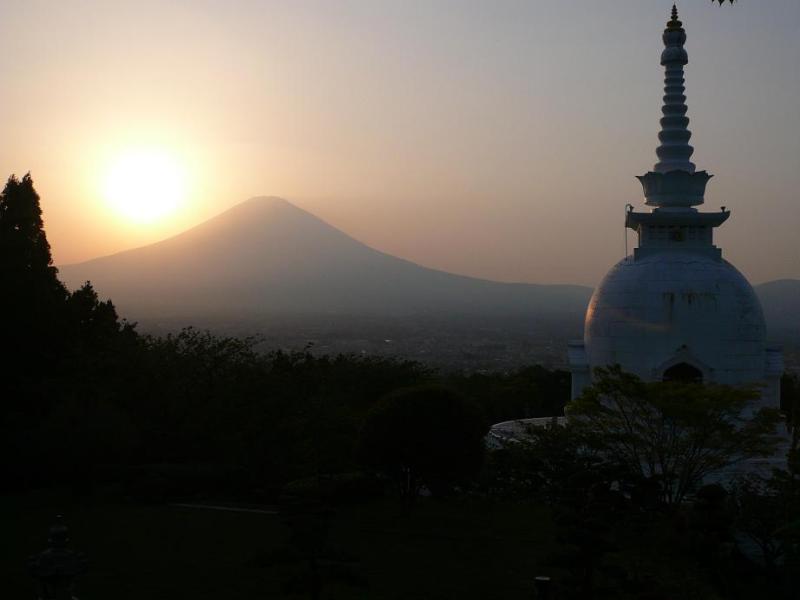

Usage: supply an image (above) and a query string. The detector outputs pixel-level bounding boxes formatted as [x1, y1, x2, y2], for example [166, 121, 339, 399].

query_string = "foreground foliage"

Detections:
[358, 385, 487, 499]
[567, 365, 783, 505]
[0, 175, 568, 496]
[3, 172, 797, 598]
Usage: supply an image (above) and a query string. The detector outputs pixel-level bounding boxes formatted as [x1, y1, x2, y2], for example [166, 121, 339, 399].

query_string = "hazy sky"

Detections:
[1, 1, 798, 286]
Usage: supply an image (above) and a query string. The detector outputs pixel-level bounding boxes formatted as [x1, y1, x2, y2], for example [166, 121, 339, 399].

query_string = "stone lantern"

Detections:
[29, 516, 88, 600]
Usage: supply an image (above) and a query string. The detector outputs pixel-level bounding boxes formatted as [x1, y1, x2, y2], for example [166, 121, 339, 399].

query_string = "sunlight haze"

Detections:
[0, 0, 798, 286]
[102, 147, 188, 223]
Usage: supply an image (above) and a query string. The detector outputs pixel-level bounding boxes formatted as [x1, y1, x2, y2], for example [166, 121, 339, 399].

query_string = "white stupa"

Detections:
[568, 6, 783, 409]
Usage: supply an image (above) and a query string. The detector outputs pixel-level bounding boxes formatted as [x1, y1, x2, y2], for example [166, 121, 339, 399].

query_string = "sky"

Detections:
[0, 0, 798, 287]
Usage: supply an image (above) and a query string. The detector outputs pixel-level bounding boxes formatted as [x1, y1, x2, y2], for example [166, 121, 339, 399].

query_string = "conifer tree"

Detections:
[0, 174, 136, 373]
[0, 173, 68, 363]
[0, 174, 64, 287]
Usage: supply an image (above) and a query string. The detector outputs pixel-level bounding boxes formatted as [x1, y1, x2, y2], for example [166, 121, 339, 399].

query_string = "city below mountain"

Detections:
[59, 196, 799, 368]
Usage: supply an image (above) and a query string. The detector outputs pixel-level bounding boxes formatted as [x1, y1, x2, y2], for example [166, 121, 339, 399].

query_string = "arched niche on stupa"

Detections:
[663, 362, 704, 383]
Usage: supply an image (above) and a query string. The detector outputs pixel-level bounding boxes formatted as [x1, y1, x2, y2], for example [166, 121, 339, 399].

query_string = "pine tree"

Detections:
[0, 174, 62, 279]
[0, 174, 68, 373]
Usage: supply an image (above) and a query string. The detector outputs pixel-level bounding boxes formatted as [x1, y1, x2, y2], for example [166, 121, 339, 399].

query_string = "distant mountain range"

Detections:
[58, 197, 799, 342]
[754, 279, 800, 341]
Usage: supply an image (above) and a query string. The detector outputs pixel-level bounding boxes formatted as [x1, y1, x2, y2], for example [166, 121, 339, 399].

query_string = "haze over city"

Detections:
[1, 0, 798, 287]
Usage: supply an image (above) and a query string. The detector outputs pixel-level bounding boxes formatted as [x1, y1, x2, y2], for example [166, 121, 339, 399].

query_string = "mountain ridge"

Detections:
[58, 196, 800, 342]
[64, 196, 585, 289]
[59, 196, 592, 320]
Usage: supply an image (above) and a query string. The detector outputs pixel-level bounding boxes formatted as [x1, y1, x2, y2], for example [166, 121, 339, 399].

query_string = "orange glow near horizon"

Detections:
[1, 2, 798, 284]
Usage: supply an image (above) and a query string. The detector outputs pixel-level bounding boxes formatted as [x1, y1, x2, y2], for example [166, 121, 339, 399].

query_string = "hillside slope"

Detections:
[60, 197, 592, 320]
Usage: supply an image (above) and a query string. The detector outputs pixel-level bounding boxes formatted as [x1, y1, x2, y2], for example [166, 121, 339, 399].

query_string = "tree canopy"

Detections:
[358, 385, 487, 499]
[567, 365, 783, 505]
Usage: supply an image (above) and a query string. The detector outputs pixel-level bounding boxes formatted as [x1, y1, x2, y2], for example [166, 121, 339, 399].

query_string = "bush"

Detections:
[358, 385, 487, 499]
[123, 463, 249, 503]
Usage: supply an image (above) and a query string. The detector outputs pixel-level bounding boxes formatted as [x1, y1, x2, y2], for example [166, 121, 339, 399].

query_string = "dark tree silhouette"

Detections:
[0, 174, 135, 358]
[0, 174, 57, 272]
[0, 173, 141, 491]
[358, 385, 487, 500]
[66, 280, 136, 351]
[0, 174, 69, 367]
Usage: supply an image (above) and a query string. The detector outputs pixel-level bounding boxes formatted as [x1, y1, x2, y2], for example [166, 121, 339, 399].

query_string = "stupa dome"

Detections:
[584, 251, 766, 384]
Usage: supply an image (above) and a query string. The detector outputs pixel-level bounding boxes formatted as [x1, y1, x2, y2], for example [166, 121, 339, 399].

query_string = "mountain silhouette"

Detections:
[59, 197, 593, 320]
[754, 278, 800, 340]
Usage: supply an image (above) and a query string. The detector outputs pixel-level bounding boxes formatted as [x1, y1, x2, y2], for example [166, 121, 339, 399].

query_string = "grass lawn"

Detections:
[3, 490, 556, 599]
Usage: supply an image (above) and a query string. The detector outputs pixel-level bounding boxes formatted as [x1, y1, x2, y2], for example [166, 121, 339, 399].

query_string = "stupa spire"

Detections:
[655, 5, 694, 174]
[669, 4, 680, 27]
[636, 6, 712, 209]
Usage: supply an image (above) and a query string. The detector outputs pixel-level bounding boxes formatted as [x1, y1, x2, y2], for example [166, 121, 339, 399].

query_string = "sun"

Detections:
[103, 148, 187, 223]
